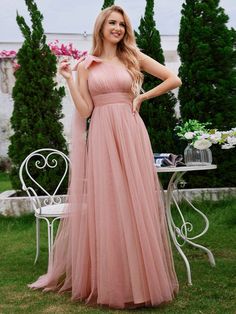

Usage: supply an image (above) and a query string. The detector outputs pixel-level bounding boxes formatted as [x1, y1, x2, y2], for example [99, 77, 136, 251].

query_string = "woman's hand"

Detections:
[59, 58, 72, 80]
[132, 94, 145, 115]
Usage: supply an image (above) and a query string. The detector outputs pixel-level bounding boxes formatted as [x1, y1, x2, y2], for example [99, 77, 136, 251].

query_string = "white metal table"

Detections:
[156, 164, 217, 285]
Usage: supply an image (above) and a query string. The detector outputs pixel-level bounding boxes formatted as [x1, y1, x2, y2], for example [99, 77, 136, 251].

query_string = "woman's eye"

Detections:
[108, 21, 125, 28]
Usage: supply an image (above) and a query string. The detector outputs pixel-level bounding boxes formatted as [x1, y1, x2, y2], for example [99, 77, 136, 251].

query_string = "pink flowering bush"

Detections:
[0, 50, 17, 58]
[48, 40, 87, 60]
[0, 41, 87, 60]
[0, 50, 19, 74]
[0, 40, 87, 74]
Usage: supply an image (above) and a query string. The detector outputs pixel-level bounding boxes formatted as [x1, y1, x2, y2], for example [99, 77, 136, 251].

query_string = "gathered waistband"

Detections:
[93, 92, 133, 107]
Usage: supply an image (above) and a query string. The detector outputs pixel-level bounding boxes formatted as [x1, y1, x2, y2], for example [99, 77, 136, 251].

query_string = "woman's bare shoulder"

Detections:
[136, 49, 149, 61]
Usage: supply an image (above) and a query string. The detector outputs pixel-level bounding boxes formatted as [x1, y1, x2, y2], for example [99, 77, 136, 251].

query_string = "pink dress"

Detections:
[28, 55, 179, 309]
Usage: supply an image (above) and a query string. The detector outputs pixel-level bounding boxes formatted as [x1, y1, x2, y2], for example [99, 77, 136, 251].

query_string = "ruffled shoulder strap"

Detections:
[73, 55, 102, 71]
[84, 55, 102, 69]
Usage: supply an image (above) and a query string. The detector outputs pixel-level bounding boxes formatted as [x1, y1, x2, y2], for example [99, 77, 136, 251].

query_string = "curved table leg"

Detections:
[173, 194, 216, 267]
[165, 170, 215, 285]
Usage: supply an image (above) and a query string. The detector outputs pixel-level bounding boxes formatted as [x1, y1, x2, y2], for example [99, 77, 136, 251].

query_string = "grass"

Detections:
[0, 198, 236, 313]
[0, 171, 12, 193]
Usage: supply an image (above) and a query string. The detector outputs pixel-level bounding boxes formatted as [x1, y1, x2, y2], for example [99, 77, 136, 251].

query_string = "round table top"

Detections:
[155, 164, 217, 173]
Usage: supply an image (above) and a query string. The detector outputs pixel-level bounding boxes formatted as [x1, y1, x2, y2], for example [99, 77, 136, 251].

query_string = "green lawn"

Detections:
[0, 198, 235, 314]
[0, 171, 12, 193]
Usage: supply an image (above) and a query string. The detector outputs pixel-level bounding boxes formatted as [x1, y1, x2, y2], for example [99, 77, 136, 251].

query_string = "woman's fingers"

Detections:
[58, 58, 73, 79]
[132, 102, 137, 115]
[60, 61, 70, 68]
[132, 96, 142, 115]
[60, 59, 70, 67]
[132, 98, 139, 114]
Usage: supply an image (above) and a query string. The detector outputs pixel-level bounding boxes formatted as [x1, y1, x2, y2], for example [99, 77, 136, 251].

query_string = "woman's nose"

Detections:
[114, 23, 121, 31]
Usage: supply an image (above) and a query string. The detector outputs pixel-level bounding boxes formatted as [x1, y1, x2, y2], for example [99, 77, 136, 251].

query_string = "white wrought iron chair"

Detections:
[19, 148, 70, 264]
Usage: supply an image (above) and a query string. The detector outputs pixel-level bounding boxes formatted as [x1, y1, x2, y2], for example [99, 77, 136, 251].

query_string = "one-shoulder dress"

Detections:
[28, 55, 179, 309]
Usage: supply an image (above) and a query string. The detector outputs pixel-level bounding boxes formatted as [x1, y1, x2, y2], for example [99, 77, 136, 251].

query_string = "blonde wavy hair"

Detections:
[91, 5, 143, 96]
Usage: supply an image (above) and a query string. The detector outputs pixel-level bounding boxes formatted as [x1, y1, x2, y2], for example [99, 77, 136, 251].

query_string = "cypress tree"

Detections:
[8, 0, 68, 194]
[135, 0, 179, 154]
[178, 0, 236, 187]
[102, 0, 115, 10]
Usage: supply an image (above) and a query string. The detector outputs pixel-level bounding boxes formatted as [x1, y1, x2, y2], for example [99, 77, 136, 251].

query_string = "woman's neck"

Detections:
[100, 42, 118, 60]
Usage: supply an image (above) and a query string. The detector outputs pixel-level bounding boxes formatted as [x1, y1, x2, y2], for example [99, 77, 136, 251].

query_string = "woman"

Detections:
[29, 5, 182, 309]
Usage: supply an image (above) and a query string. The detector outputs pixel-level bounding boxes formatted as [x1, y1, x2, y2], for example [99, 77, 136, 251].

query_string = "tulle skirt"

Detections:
[28, 103, 179, 309]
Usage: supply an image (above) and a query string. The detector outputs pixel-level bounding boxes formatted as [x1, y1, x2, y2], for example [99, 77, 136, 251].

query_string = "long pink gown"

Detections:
[28, 55, 179, 309]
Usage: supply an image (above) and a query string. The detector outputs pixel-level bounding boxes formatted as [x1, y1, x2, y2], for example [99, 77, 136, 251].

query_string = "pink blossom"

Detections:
[48, 40, 87, 60]
[12, 60, 20, 72]
[0, 50, 17, 58]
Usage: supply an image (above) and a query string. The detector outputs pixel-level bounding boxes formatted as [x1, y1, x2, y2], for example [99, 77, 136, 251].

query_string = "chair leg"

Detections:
[34, 217, 40, 264]
[49, 218, 58, 264]
[34, 217, 60, 266]
[46, 219, 52, 258]
[51, 220, 54, 253]
[50, 217, 60, 250]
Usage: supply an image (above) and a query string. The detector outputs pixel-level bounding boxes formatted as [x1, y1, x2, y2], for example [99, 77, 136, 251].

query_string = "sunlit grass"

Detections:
[0, 198, 235, 313]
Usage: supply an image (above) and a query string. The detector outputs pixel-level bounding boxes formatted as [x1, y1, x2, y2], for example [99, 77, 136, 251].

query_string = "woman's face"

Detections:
[102, 11, 126, 44]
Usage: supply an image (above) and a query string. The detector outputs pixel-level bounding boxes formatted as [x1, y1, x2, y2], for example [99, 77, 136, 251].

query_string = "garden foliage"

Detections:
[178, 0, 236, 187]
[135, 0, 179, 154]
[8, 0, 68, 194]
[102, 0, 115, 10]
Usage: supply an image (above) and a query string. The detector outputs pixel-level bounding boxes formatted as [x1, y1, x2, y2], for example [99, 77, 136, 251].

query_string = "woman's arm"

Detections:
[139, 51, 182, 100]
[132, 51, 182, 114]
[59, 59, 94, 118]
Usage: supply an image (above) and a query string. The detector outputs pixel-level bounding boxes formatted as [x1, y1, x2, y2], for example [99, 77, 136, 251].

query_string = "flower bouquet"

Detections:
[174, 119, 236, 166]
[175, 119, 236, 150]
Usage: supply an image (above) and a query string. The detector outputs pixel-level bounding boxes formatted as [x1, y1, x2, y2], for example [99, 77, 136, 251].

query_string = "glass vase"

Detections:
[184, 144, 212, 166]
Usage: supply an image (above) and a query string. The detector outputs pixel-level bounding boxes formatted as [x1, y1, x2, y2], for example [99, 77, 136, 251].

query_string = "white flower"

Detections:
[193, 139, 212, 150]
[175, 119, 236, 150]
[209, 131, 222, 144]
[221, 143, 234, 149]
[227, 136, 236, 145]
[200, 133, 210, 139]
[184, 132, 194, 139]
